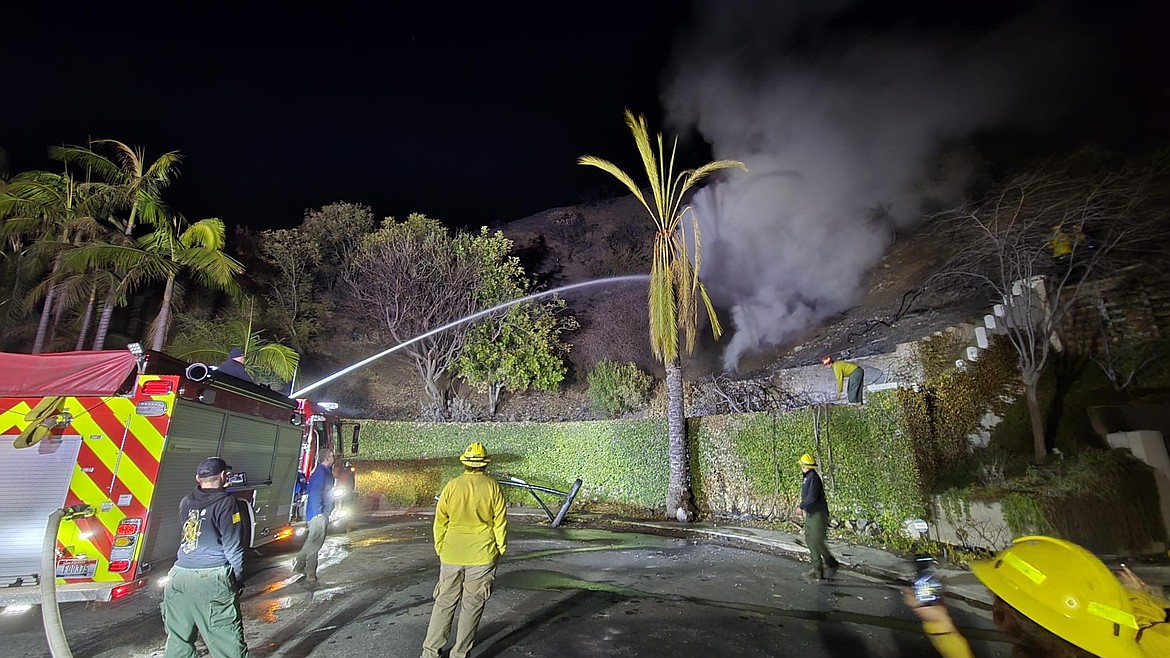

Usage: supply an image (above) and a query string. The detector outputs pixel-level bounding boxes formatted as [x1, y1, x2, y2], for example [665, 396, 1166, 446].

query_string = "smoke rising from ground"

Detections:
[664, 2, 1080, 371]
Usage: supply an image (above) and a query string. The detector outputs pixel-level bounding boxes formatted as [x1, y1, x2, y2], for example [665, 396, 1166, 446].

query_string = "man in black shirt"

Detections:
[160, 457, 249, 658]
[799, 453, 840, 582]
[215, 347, 253, 384]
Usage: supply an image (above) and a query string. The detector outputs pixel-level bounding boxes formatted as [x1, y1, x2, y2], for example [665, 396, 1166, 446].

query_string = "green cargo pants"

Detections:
[161, 564, 248, 658]
[803, 510, 839, 575]
[846, 368, 865, 404]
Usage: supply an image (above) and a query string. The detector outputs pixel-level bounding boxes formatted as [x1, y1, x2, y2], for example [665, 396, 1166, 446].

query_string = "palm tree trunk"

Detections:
[32, 256, 64, 354]
[92, 293, 116, 350]
[665, 360, 696, 522]
[75, 286, 97, 351]
[31, 285, 56, 354]
[149, 275, 176, 352]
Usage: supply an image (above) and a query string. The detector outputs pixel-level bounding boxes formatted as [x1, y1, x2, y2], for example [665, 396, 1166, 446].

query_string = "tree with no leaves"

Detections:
[934, 152, 1169, 462]
[579, 110, 745, 521]
[342, 214, 517, 413]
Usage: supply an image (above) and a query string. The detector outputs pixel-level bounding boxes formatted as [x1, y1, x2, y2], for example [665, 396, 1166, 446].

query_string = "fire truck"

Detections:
[0, 347, 356, 607]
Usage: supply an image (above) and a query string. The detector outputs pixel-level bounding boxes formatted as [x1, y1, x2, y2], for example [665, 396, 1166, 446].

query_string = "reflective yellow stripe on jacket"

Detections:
[434, 471, 508, 566]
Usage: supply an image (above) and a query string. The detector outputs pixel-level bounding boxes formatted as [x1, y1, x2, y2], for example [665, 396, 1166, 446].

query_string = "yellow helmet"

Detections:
[459, 442, 491, 468]
[798, 453, 817, 467]
[972, 535, 1170, 658]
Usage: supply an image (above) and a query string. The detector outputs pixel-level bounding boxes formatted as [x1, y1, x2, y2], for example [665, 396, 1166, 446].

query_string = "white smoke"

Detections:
[665, 2, 1077, 371]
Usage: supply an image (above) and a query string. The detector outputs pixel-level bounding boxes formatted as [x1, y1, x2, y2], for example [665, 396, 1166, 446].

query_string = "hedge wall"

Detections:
[354, 390, 927, 532]
[353, 419, 668, 509]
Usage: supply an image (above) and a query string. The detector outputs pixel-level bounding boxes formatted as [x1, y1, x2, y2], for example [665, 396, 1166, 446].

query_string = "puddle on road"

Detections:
[497, 569, 1009, 644]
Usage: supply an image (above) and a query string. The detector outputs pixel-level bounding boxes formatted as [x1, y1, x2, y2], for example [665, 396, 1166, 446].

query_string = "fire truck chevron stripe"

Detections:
[87, 398, 164, 467]
[70, 405, 154, 509]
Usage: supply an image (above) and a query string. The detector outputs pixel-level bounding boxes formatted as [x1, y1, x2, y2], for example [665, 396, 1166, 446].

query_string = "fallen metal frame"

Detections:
[497, 477, 583, 528]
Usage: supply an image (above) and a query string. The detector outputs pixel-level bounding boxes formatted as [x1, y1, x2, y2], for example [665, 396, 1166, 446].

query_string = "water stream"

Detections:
[291, 275, 649, 398]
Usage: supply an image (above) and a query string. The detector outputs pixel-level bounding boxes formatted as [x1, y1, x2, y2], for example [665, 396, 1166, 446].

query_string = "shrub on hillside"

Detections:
[587, 359, 652, 417]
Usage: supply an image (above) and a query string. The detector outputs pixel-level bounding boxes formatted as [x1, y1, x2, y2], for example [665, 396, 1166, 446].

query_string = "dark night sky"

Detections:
[3, 2, 685, 230]
[4, 1, 1168, 231]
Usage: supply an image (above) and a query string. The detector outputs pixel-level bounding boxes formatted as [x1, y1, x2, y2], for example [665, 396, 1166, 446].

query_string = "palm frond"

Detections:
[49, 145, 124, 183]
[576, 156, 655, 219]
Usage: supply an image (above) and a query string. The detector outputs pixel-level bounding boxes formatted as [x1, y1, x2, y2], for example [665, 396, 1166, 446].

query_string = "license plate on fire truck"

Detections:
[56, 558, 98, 579]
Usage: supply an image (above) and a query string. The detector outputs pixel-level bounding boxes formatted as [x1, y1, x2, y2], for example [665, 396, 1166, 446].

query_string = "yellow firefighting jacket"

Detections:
[433, 470, 508, 565]
[832, 360, 860, 394]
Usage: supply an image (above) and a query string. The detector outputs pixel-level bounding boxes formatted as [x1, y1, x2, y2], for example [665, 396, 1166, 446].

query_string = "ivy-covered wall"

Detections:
[691, 390, 926, 529]
[355, 390, 927, 532]
[353, 419, 668, 509]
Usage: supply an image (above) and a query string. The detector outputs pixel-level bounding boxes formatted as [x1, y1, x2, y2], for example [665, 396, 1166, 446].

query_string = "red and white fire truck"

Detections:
[0, 347, 356, 607]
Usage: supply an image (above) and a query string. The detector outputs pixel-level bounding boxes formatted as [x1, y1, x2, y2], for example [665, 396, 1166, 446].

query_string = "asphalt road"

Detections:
[5, 517, 1012, 658]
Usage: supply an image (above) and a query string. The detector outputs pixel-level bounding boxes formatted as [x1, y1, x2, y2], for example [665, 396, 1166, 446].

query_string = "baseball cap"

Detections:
[228, 347, 245, 359]
[196, 456, 232, 477]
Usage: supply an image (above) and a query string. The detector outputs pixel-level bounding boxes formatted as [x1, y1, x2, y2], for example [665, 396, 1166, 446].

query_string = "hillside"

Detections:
[500, 195, 985, 384]
[311, 195, 984, 420]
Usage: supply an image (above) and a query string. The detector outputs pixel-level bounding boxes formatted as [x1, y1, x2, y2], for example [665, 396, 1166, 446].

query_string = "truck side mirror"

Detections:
[351, 424, 361, 455]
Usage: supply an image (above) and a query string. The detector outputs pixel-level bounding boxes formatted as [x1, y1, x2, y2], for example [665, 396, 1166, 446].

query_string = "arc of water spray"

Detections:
[291, 275, 649, 398]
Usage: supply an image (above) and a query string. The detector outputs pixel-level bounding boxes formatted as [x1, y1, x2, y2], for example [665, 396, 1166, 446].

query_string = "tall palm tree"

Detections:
[579, 110, 745, 521]
[0, 169, 115, 352]
[63, 215, 243, 352]
[51, 140, 180, 236]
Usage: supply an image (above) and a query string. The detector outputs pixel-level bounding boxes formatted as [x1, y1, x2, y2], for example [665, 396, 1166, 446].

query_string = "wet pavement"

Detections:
[3, 513, 1018, 658]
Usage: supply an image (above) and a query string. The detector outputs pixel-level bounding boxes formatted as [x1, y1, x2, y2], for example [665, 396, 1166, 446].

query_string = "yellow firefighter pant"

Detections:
[420, 562, 497, 658]
[161, 565, 248, 658]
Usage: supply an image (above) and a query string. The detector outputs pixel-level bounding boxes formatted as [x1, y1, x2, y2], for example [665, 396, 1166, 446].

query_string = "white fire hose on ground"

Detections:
[41, 505, 93, 658]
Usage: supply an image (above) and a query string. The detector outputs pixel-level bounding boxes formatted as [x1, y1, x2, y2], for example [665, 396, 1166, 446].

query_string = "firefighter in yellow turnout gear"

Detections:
[421, 443, 508, 658]
[908, 535, 1170, 658]
[822, 355, 864, 404]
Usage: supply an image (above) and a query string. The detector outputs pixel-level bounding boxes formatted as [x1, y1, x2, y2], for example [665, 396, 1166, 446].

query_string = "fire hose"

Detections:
[41, 504, 93, 658]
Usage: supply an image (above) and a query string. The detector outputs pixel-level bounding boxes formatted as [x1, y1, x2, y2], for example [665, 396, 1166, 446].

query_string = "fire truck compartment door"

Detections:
[0, 436, 83, 584]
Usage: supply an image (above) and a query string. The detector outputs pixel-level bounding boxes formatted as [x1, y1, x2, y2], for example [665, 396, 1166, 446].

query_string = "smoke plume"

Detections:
[664, 2, 1081, 371]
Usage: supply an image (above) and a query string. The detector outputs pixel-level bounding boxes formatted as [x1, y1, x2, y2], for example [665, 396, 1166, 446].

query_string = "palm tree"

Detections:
[579, 110, 745, 521]
[170, 312, 300, 385]
[0, 169, 116, 352]
[51, 140, 180, 236]
[63, 215, 243, 352]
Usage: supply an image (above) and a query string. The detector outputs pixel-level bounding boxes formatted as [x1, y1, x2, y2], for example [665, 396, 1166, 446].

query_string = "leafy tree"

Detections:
[64, 216, 244, 351]
[579, 109, 745, 521]
[299, 201, 375, 292]
[342, 215, 527, 413]
[458, 299, 576, 415]
[586, 359, 653, 418]
[51, 140, 180, 236]
[256, 228, 325, 352]
[51, 140, 182, 347]
[0, 169, 117, 352]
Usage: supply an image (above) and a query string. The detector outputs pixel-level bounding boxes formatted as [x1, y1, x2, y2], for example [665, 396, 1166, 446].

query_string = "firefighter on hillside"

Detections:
[421, 442, 508, 658]
[161, 457, 249, 658]
[822, 355, 864, 404]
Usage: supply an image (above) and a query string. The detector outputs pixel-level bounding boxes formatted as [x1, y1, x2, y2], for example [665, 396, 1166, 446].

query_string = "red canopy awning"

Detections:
[0, 350, 138, 397]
